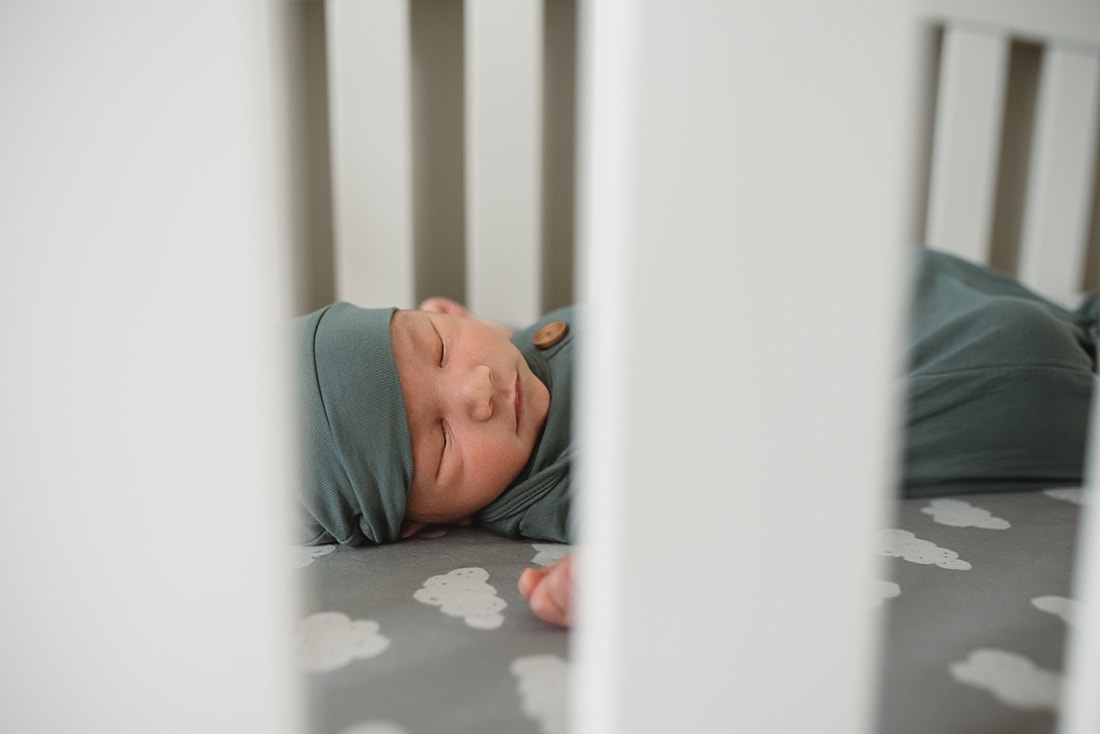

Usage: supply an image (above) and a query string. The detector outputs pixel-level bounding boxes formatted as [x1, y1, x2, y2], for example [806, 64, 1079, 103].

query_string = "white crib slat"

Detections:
[1017, 47, 1100, 306]
[465, 0, 543, 326]
[326, 0, 415, 307]
[925, 26, 1009, 263]
[918, 0, 1100, 50]
[1058, 388, 1100, 734]
[1, 3, 299, 732]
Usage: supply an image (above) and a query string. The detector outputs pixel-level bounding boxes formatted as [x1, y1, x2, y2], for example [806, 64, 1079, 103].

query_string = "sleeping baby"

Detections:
[296, 248, 1100, 628]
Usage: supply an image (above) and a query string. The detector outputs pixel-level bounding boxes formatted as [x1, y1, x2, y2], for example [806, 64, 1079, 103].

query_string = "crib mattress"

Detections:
[876, 488, 1083, 733]
[293, 488, 1084, 734]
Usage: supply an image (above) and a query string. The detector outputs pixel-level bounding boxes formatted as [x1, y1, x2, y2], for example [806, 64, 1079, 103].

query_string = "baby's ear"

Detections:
[418, 297, 469, 318]
[400, 521, 427, 539]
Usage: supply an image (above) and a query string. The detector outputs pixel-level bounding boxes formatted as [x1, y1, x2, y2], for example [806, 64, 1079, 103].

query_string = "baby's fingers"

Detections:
[524, 555, 574, 628]
[528, 574, 571, 628]
[518, 567, 548, 598]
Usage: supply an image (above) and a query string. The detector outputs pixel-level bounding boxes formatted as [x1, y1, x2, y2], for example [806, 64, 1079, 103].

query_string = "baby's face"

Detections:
[390, 310, 550, 525]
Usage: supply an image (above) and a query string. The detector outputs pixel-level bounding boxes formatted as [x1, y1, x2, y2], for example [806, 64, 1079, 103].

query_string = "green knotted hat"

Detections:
[296, 302, 413, 545]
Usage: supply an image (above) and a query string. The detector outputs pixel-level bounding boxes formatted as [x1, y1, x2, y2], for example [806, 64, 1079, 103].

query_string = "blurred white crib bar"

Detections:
[921, 0, 1100, 306]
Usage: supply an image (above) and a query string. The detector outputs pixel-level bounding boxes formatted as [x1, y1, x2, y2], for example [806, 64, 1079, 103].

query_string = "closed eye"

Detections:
[430, 321, 446, 367]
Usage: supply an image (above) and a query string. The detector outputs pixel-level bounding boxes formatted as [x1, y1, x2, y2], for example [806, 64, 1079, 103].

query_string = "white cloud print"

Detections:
[873, 580, 901, 606]
[338, 723, 409, 734]
[1044, 487, 1088, 505]
[950, 648, 1062, 711]
[290, 544, 337, 569]
[512, 654, 570, 734]
[921, 499, 1010, 529]
[294, 612, 390, 673]
[1032, 595, 1078, 626]
[878, 529, 971, 569]
[414, 567, 507, 629]
[531, 544, 573, 567]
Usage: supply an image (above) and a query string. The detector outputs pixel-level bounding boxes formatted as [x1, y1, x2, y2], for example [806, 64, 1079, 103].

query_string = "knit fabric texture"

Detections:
[902, 249, 1098, 496]
[296, 303, 413, 544]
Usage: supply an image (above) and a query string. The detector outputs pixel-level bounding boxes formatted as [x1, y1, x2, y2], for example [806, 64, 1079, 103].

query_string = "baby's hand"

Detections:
[518, 552, 574, 628]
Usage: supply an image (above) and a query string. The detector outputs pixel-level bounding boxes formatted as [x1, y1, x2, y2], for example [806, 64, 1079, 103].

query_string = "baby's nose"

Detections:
[461, 365, 494, 421]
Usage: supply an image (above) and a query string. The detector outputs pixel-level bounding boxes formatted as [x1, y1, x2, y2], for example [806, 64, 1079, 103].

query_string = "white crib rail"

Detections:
[1017, 48, 1100, 305]
[325, 0, 561, 324]
[920, 0, 1100, 305]
[925, 25, 1009, 265]
[465, 0, 544, 325]
[1062, 394, 1100, 734]
[326, 0, 416, 308]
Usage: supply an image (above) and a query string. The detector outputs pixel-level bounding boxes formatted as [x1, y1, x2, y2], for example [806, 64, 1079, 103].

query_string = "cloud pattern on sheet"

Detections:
[338, 723, 409, 734]
[414, 567, 506, 629]
[512, 654, 570, 734]
[878, 529, 971, 569]
[1032, 595, 1078, 626]
[290, 544, 337, 569]
[873, 579, 901, 606]
[294, 612, 390, 673]
[950, 648, 1062, 711]
[921, 499, 1010, 529]
[531, 544, 573, 567]
[1044, 487, 1088, 505]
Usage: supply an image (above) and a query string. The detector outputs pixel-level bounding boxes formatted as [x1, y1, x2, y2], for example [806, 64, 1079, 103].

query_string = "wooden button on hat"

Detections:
[533, 320, 568, 349]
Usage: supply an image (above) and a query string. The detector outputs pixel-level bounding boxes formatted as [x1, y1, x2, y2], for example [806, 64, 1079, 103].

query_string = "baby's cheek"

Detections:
[477, 434, 532, 481]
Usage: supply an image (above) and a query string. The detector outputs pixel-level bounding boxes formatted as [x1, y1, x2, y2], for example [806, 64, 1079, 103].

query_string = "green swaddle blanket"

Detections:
[902, 249, 1098, 496]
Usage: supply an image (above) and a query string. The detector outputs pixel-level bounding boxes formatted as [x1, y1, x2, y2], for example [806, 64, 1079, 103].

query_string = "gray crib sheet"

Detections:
[293, 488, 1085, 734]
[875, 488, 1084, 733]
[294, 528, 572, 734]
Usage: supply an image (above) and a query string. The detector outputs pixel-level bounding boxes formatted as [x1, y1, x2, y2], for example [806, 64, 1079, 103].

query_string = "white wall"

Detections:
[0, 3, 302, 732]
